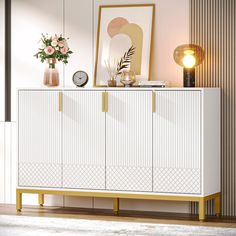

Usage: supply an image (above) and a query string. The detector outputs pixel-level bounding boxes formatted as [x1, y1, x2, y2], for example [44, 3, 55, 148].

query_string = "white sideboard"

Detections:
[17, 88, 221, 221]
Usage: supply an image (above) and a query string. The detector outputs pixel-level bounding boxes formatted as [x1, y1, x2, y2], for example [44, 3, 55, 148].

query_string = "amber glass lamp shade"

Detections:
[173, 44, 204, 87]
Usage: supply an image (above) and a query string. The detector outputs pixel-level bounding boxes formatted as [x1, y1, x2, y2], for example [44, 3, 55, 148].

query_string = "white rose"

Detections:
[51, 40, 58, 47]
[40, 44, 46, 49]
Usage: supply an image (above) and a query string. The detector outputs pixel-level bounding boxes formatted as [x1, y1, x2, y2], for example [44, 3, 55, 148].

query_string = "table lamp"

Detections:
[173, 44, 204, 87]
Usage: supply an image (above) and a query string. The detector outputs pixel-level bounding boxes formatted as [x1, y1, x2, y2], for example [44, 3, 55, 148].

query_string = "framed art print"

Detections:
[94, 4, 155, 86]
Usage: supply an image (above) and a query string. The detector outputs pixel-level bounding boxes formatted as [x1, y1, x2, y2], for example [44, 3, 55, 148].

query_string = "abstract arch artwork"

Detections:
[107, 17, 143, 75]
[94, 4, 155, 86]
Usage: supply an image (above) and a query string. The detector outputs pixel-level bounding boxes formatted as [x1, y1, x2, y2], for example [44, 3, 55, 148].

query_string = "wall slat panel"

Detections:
[0, 0, 4, 121]
[190, 0, 236, 217]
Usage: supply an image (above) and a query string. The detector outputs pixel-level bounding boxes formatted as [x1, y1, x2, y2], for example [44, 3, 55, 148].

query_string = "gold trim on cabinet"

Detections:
[113, 198, 119, 215]
[58, 92, 62, 112]
[102, 92, 108, 112]
[215, 194, 221, 217]
[199, 198, 205, 221]
[102, 92, 106, 112]
[152, 91, 156, 113]
[16, 189, 22, 212]
[105, 92, 108, 112]
[16, 188, 220, 221]
[38, 194, 44, 207]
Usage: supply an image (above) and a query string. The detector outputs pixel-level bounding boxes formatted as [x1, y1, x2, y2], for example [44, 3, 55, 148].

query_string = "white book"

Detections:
[138, 80, 166, 87]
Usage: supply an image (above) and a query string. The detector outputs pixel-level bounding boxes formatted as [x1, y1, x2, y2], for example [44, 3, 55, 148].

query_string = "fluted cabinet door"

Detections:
[153, 91, 201, 194]
[106, 91, 152, 192]
[18, 91, 62, 187]
[62, 91, 106, 190]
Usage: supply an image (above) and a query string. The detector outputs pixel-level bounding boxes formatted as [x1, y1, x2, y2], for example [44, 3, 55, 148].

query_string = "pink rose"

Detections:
[60, 47, 68, 55]
[44, 46, 55, 55]
[58, 41, 65, 47]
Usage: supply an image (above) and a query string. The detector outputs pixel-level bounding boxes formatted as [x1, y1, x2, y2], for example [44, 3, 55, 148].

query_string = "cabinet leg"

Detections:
[16, 190, 22, 212]
[215, 194, 221, 217]
[38, 194, 44, 207]
[199, 198, 205, 222]
[113, 198, 119, 215]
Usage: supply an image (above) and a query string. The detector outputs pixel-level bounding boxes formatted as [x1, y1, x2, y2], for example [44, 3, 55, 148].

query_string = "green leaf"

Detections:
[116, 45, 135, 74]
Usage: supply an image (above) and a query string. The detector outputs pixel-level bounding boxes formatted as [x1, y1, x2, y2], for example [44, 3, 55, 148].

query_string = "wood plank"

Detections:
[0, 203, 235, 227]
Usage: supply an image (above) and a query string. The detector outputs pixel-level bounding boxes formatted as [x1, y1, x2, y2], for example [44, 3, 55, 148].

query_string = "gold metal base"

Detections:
[16, 190, 22, 213]
[16, 189, 221, 221]
[113, 198, 119, 215]
[199, 198, 205, 221]
[38, 194, 44, 207]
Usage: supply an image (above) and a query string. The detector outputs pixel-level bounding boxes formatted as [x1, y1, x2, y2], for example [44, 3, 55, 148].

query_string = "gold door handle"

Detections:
[102, 92, 108, 112]
[102, 92, 106, 112]
[152, 91, 156, 113]
[105, 92, 108, 112]
[58, 92, 62, 112]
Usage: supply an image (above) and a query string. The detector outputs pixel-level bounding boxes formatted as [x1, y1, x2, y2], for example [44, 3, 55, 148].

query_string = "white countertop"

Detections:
[17, 86, 220, 91]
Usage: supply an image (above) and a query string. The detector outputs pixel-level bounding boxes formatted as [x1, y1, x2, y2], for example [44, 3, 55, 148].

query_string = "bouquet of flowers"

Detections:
[35, 33, 73, 66]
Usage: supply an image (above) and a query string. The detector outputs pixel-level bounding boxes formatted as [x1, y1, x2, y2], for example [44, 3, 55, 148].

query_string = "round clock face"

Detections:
[72, 71, 89, 87]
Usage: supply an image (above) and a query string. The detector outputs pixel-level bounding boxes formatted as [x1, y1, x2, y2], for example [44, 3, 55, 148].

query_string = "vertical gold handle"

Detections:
[102, 92, 108, 112]
[102, 92, 106, 112]
[105, 92, 108, 112]
[58, 92, 62, 112]
[152, 91, 156, 113]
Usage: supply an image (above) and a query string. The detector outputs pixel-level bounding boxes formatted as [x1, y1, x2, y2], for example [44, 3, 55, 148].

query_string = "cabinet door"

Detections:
[106, 91, 152, 192]
[62, 91, 106, 189]
[153, 91, 201, 194]
[18, 91, 62, 187]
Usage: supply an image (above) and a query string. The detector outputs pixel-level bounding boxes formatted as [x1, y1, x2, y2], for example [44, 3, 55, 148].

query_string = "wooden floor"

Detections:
[0, 204, 236, 228]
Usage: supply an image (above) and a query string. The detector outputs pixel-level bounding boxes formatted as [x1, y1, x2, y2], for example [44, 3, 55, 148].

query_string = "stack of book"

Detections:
[138, 80, 166, 87]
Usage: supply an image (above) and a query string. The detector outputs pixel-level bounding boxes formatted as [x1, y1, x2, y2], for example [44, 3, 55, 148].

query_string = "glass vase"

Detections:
[120, 70, 136, 87]
[107, 75, 117, 87]
[43, 58, 59, 87]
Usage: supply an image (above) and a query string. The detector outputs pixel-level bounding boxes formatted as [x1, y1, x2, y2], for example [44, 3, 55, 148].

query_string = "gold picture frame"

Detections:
[94, 4, 155, 87]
